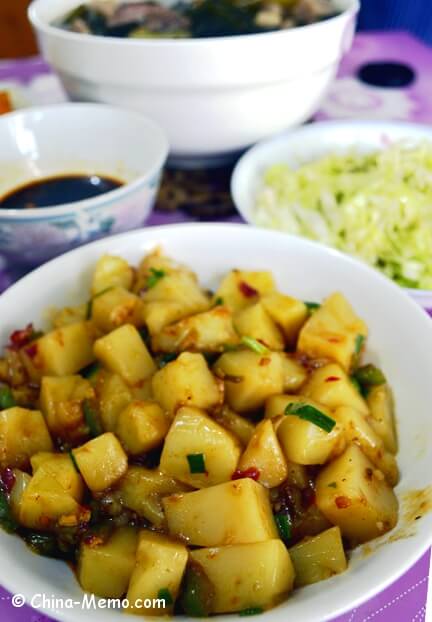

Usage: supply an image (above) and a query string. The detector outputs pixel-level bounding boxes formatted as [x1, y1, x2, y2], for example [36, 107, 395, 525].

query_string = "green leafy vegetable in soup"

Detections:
[58, 0, 338, 39]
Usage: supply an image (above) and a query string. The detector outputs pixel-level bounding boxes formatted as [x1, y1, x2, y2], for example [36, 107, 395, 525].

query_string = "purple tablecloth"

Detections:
[0, 31, 431, 622]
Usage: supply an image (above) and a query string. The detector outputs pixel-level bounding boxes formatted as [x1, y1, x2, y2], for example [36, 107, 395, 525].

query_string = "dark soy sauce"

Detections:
[0, 174, 124, 209]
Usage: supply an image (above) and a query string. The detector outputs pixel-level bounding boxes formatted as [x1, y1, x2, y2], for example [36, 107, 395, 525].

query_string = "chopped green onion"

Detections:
[83, 400, 103, 437]
[180, 562, 215, 617]
[0, 489, 18, 533]
[81, 361, 102, 380]
[354, 364, 386, 389]
[94, 286, 115, 297]
[214, 297, 224, 307]
[86, 286, 114, 319]
[24, 532, 68, 559]
[223, 343, 239, 352]
[351, 334, 366, 370]
[187, 454, 206, 474]
[328, 482, 337, 488]
[305, 301, 321, 313]
[158, 588, 173, 606]
[0, 386, 16, 410]
[284, 402, 336, 433]
[158, 353, 178, 368]
[239, 607, 263, 617]
[274, 513, 291, 541]
[350, 376, 362, 394]
[241, 336, 270, 355]
[69, 451, 80, 474]
[354, 334, 365, 355]
[146, 268, 166, 290]
[138, 326, 151, 348]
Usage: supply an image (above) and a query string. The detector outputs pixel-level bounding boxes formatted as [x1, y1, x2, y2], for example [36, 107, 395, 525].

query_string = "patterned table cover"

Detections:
[0, 31, 431, 622]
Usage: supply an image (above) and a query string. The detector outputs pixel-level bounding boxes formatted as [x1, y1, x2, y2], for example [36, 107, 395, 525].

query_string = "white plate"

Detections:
[0, 223, 431, 622]
[231, 120, 432, 308]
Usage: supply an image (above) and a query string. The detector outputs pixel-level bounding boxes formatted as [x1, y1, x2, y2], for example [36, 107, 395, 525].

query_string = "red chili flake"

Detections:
[24, 343, 38, 359]
[0, 467, 16, 494]
[232, 467, 260, 481]
[238, 281, 258, 298]
[77, 506, 92, 525]
[259, 357, 271, 367]
[335, 496, 351, 509]
[9, 324, 39, 350]
[83, 534, 104, 548]
[328, 337, 342, 344]
[325, 376, 341, 382]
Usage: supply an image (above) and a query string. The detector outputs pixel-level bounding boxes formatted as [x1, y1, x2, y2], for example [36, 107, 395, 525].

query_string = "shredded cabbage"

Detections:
[255, 143, 432, 290]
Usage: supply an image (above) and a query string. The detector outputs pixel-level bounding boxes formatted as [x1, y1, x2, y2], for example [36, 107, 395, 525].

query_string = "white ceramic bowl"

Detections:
[0, 223, 431, 622]
[29, 0, 358, 166]
[0, 103, 168, 265]
[231, 120, 432, 310]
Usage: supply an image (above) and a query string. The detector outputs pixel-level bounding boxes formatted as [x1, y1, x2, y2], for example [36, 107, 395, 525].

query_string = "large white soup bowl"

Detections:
[29, 0, 359, 165]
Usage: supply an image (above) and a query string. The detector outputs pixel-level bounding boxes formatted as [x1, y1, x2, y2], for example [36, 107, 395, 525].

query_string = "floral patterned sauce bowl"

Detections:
[0, 103, 168, 265]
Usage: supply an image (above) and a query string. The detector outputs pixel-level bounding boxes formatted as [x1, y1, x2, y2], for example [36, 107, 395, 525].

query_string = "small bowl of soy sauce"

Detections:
[0, 103, 168, 265]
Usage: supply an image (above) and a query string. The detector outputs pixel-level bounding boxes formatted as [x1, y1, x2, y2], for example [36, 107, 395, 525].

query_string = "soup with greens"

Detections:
[58, 0, 339, 39]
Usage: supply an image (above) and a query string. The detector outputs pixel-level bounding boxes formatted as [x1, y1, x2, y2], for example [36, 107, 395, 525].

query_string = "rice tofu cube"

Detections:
[274, 395, 345, 465]
[213, 406, 255, 447]
[72, 432, 128, 492]
[298, 292, 367, 372]
[289, 526, 347, 587]
[78, 527, 138, 598]
[233, 302, 284, 351]
[94, 324, 156, 385]
[140, 269, 209, 310]
[151, 306, 239, 353]
[237, 419, 287, 488]
[303, 363, 369, 415]
[19, 467, 85, 530]
[117, 467, 190, 528]
[126, 531, 188, 615]
[214, 350, 283, 413]
[143, 301, 190, 336]
[91, 254, 134, 296]
[213, 270, 275, 312]
[0, 407, 53, 469]
[315, 444, 398, 544]
[91, 287, 142, 333]
[30, 452, 84, 501]
[163, 478, 278, 546]
[262, 293, 308, 345]
[39, 375, 94, 442]
[160, 406, 241, 488]
[190, 539, 294, 613]
[116, 401, 170, 455]
[21, 321, 96, 379]
[152, 352, 223, 417]
[367, 384, 398, 454]
[97, 372, 133, 432]
[333, 406, 399, 486]
[280, 353, 308, 392]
